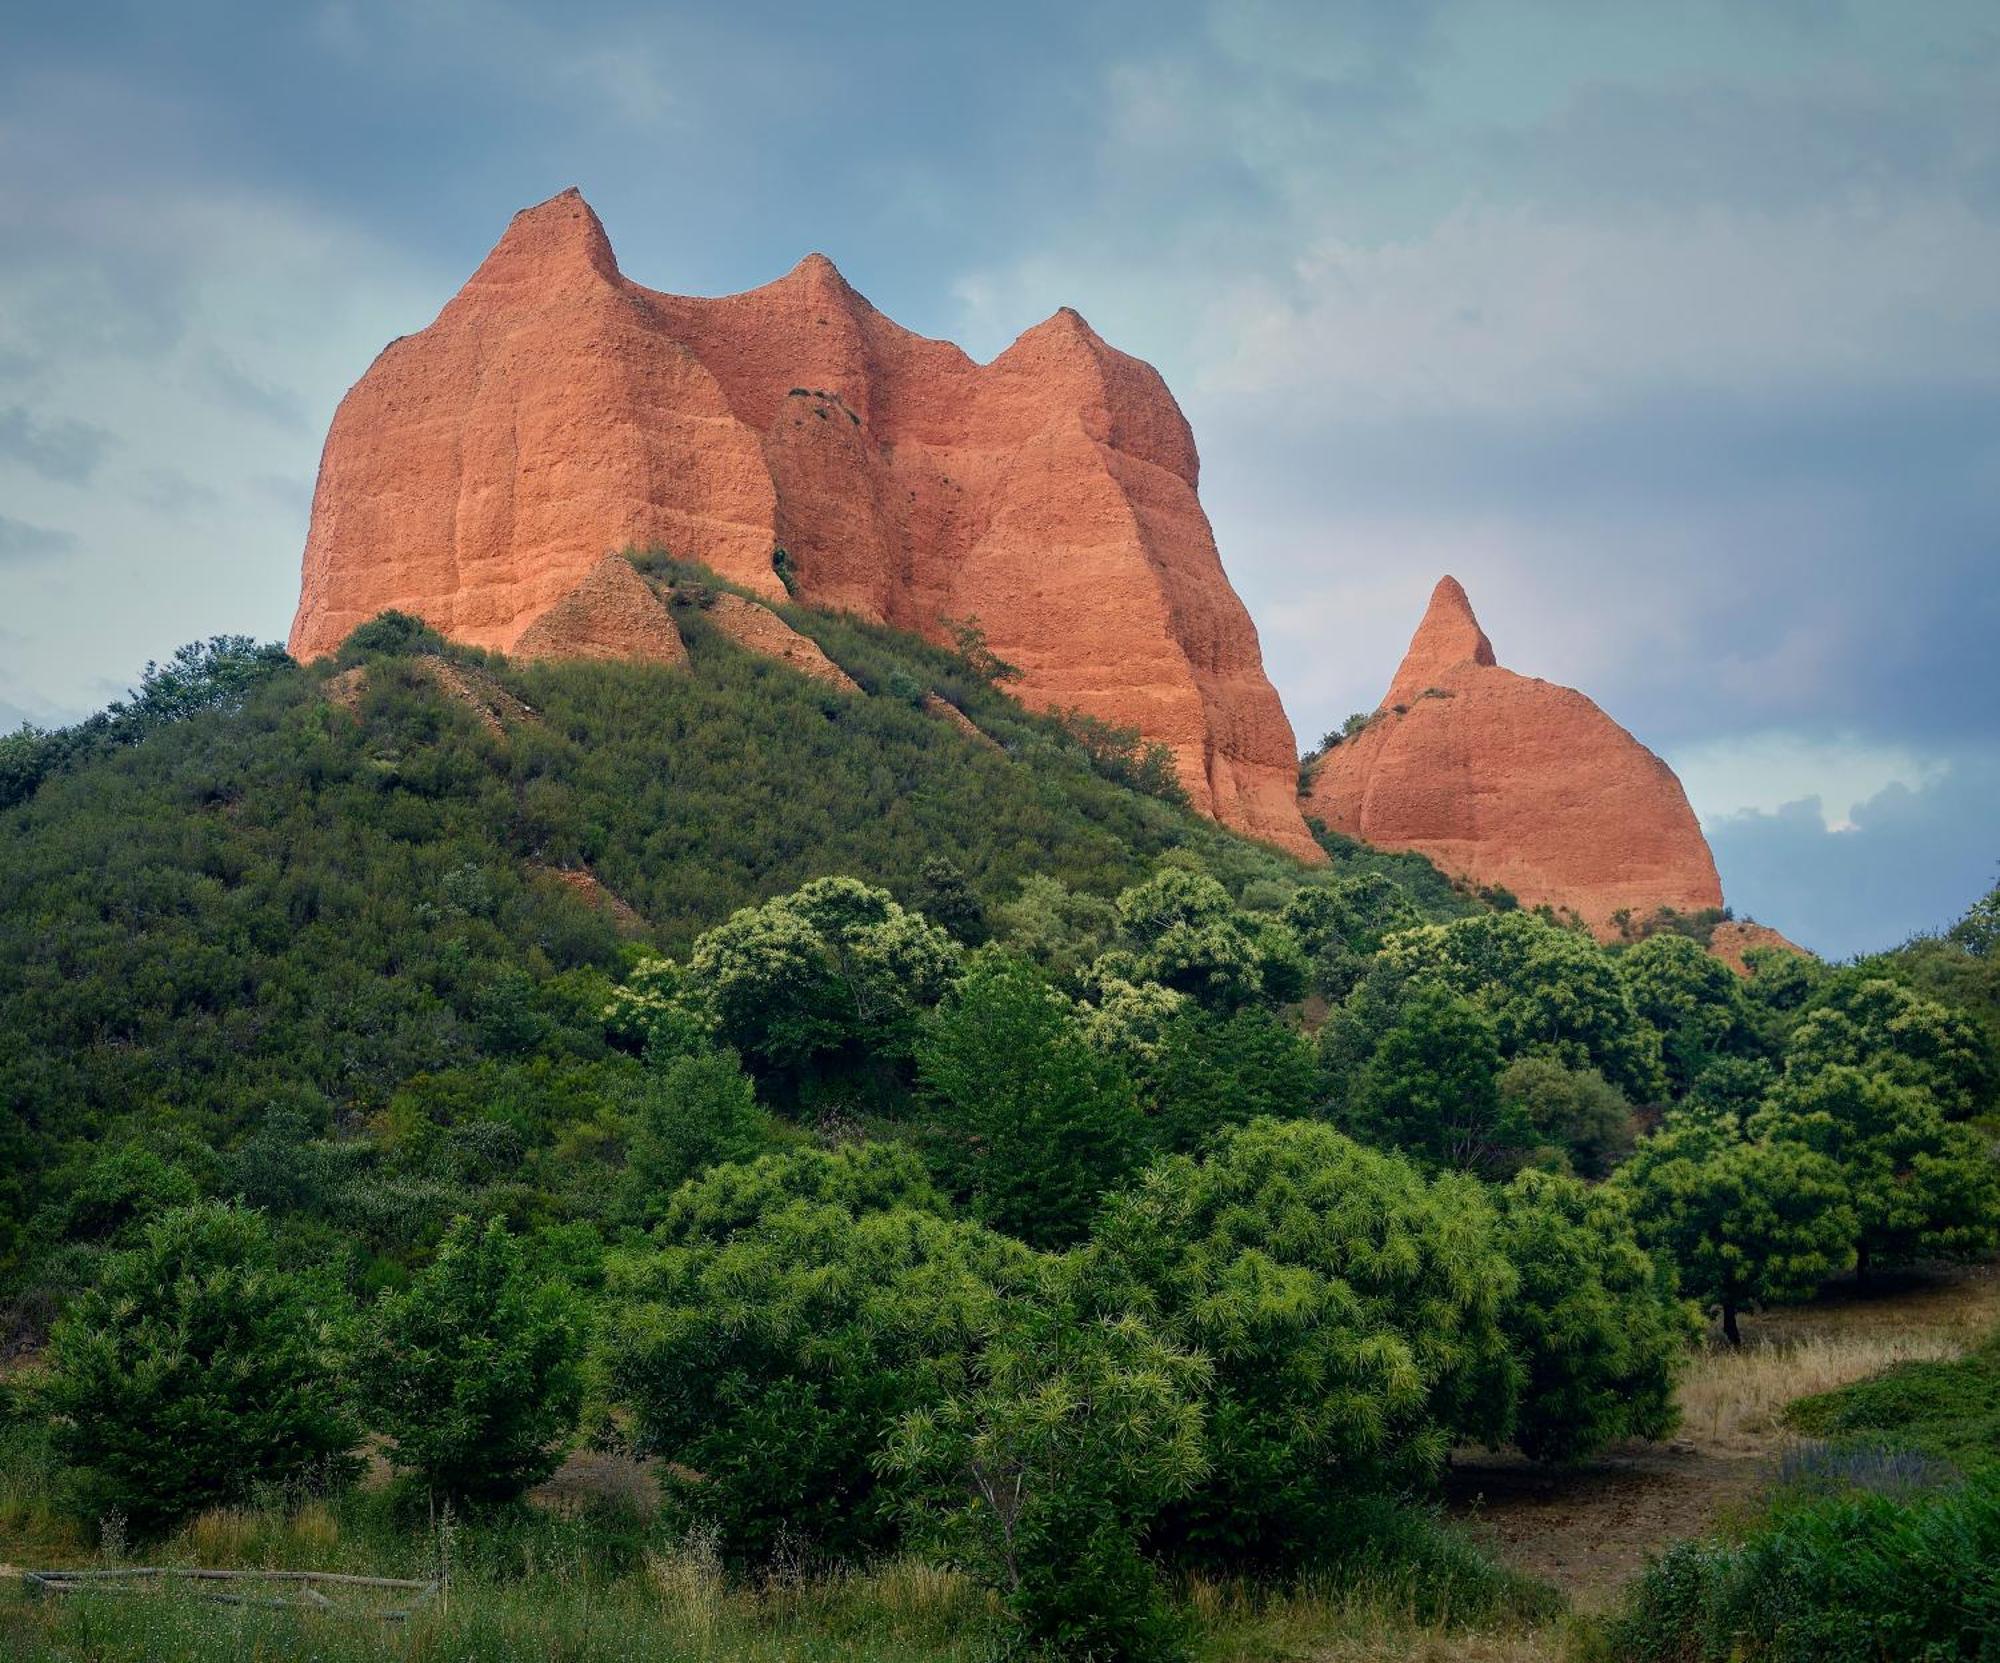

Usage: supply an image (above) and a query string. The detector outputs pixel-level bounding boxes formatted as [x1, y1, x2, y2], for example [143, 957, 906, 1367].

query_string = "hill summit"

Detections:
[1303, 575, 1724, 936]
[288, 188, 1319, 861]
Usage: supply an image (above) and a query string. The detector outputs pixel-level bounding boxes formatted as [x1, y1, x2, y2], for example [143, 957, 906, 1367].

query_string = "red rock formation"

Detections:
[289, 189, 1319, 861]
[1708, 920, 1812, 976]
[515, 554, 688, 666]
[1303, 577, 1722, 936]
[689, 589, 860, 694]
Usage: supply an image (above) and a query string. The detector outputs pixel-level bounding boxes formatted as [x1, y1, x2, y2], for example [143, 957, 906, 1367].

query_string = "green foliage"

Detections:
[993, 874, 1120, 987]
[1600, 1470, 2000, 1663]
[334, 610, 447, 662]
[358, 1215, 585, 1504]
[884, 1258, 1209, 1662]
[39, 1201, 358, 1530]
[653, 1142, 948, 1246]
[1784, 976, 1996, 1119]
[911, 854, 989, 946]
[915, 952, 1146, 1248]
[1752, 1064, 2000, 1274]
[1614, 1127, 1856, 1342]
[1616, 932, 1750, 1096]
[1087, 1120, 1518, 1564]
[1495, 1056, 1637, 1178]
[1048, 709, 1189, 806]
[620, 1052, 769, 1226]
[603, 1192, 1029, 1565]
[1135, 1005, 1323, 1155]
[1785, 1328, 2000, 1470]
[1110, 867, 1280, 1010]
[1337, 983, 1523, 1175]
[1381, 911, 1668, 1101]
[686, 875, 960, 1096]
[1491, 1170, 1695, 1462]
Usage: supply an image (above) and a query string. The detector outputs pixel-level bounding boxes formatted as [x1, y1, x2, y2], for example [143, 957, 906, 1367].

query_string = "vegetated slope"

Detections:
[0, 593, 1470, 1257]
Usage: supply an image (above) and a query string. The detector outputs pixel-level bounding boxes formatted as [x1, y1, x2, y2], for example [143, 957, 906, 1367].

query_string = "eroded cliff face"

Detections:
[289, 189, 1319, 861]
[1303, 577, 1723, 935]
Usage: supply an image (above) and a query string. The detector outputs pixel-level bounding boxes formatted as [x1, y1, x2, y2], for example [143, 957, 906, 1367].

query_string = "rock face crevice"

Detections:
[289, 189, 1319, 861]
[1303, 576, 1723, 936]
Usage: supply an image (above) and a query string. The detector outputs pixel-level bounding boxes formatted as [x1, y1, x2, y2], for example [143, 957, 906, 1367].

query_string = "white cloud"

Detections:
[1668, 731, 1953, 832]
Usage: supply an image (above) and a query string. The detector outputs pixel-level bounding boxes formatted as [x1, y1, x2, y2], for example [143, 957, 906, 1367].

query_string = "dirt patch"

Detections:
[530, 1449, 660, 1514]
[1447, 1261, 2000, 1610]
[533, 864, 649, 934]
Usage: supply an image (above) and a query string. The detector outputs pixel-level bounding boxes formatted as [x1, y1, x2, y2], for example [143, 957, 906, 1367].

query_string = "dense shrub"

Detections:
[40, 1202, 358, 1530]
[1600, 1471, 2000, 1663]
[1381, 912, 1668, 1101]
[1087, 1120, 1517, 1563]
[885, 1258, 1209, 1662]
[1491, 1170, 1694, 1462]
[1134, 1004, 1324, 1154]
[358, 1214, 585, 1504]
[1495, 1056, 1637, 1178]
[915, 951, 1145, 1248]
[603, 1188, 1029, 1565]
[1785, 1328, 2000, 1469]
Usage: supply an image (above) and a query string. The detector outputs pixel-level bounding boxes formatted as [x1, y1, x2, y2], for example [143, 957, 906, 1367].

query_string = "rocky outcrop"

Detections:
[923, 692, 998, 750]
[1303, 577, 1722, 937]
[288, 189, 1319, 861]
[688, 590, 860, 693]
[514, 554, 688, 666]
[1708, 920, 1812, 976]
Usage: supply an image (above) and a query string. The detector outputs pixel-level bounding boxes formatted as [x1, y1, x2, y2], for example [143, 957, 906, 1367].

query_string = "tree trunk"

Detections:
[1722, 1298, 1741, 1347]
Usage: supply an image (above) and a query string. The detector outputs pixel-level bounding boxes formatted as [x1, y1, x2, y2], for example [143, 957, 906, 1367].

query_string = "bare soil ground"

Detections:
[1445, 1261, 2000, 1611]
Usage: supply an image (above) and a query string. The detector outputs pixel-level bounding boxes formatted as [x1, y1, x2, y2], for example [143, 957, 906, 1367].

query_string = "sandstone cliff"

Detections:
[1303, 577, 1722, 935]
[289, 189, 1319, 860]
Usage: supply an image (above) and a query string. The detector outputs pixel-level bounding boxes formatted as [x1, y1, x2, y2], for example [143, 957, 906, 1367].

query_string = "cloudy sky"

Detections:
[2, 0, 1994, 956]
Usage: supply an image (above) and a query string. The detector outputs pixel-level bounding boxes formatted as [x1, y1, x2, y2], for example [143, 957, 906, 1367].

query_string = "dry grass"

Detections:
[1679, 1263, 2000, 1457]
[1677, 1330, 1965, 1456]
[1186, 1573, 1569, 1662]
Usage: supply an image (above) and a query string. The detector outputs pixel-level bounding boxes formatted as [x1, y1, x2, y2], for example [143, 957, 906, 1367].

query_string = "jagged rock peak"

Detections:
[1387, 575, 1497, 706]
[287, 190, 1320, 862]
[1304, 577, 1722, 936]
[462, 187, 622, 295]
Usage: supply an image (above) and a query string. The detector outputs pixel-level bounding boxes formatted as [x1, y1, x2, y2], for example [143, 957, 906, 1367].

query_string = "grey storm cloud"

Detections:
[0, 514, 77, 561]
[0, 405, 114, 484]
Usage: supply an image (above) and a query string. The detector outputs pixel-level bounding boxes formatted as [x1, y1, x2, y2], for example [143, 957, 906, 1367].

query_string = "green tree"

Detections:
[885, 1261, 1209, 1663]
[686, 876, 960, 1088]
[1752, 1065, 2000, 1278]
[41, 1202, 358, 1530]
[1617, 933, 1749, 1097]
[1492, 1170, 1696, 1461]
[1495, 1056, 1637, 1178]
[604, 1197, 1029, 1565]
[1136, 1005, 1324, 1154]
[1679, 1054, 1778, 1131]
[655, 1142, 948, 1245]
[1785, 977, 1995, 1119]
[1382, 912, 1668, 1101]
[1087, 1120, 1518, 1563]
[1614, 1129, 1856, 1344]
[620, 1051, 767, 1225]
[358, 1215, 585, 1504]
[916, 952, 1146, 1247]
[1112, 867, 1268, 1009]
[1339, 984, 1527, 1175]
[913, 854, 990, 946]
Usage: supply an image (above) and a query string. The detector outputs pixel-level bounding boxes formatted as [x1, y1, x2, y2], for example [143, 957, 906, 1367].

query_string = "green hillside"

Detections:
[0, 585, 1466, 1270]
